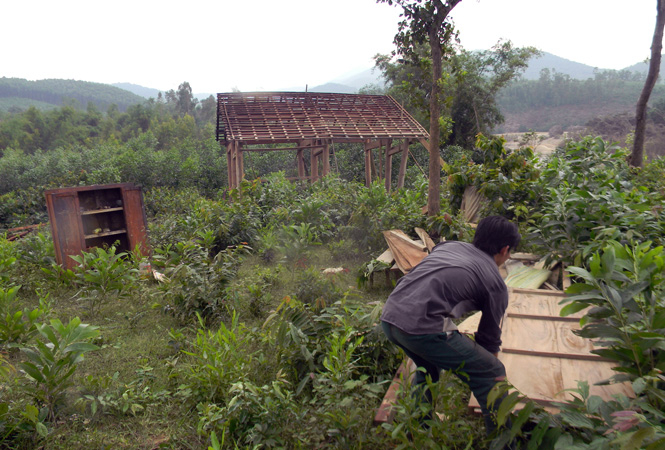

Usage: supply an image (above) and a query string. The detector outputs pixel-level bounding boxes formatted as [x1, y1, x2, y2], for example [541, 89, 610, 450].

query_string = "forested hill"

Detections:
[0, 78, 146, 112]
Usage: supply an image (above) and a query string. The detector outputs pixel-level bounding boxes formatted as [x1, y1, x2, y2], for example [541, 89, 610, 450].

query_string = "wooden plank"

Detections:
[501, 348, 613, 362]
[364, 147, 372, 187]
[121, 186, 151, 257]
[510, 252, 542, 262]
[384, 141, 392, 191]
[297, 148, 305, 178]
[322, 143, 330, 176]
[397, 140, 409, 190]
[382, 230, 428, 274]
[49, 193, 85, 269]
[414, 227, 436, 252]
[374, 358, 415, 424]
[376, 248, 394, 265]
[507, 313, 579, 322]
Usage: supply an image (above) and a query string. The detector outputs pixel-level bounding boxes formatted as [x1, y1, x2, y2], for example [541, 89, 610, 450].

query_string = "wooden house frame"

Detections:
[216, 92, 430, 190]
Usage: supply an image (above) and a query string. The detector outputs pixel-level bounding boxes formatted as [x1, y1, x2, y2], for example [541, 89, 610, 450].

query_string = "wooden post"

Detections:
[384, 139, 393, 192]
[226, 142, 235, 189]
[397, 139, 410, 190]
[311, 146, 320, 183]
[297, 147, 305, 179]
[377, 142, 384, 183]
[364, 142, 373, 187]
[229, 141, 239, 189]
[237, 143, 244, 185]
[322, 141, 330, 177]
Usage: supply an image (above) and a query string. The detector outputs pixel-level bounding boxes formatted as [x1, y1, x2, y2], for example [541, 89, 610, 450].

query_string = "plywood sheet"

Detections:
[376, 289, 632, 424]
[382, 230, 428, 274]
[467, 288, 632, 412]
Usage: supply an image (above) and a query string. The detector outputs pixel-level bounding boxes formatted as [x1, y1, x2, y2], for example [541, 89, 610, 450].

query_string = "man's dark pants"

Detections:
[381, 321, 507, 434]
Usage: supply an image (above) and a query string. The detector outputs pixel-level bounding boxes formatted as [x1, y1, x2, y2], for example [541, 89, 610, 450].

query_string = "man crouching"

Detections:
[381, 215, 520, 434]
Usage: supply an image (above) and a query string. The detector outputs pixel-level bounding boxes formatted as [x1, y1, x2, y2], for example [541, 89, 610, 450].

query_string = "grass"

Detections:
[1, 230, 489, 449]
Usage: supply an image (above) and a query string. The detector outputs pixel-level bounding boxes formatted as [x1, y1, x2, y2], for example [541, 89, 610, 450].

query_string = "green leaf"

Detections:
[565, 283, 596, 294]
[600, 247, 616, 280]
[36, 422, 48, 437]
[510, 401, 535, 438]
[646, 437, 665, 450]
[559, 410, 594, 429]
[497, 391, 522, 427]
[611, 427, 655, 450]
[62, 342, 99, 354]
[567, 267, 596, 284]
[19, 361, 45, 383]
[559, 302, 588, 317]
[632, 377, 647, 395]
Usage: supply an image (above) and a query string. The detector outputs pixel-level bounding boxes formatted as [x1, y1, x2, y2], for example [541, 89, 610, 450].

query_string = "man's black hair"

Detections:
[472, 215, 521, 256]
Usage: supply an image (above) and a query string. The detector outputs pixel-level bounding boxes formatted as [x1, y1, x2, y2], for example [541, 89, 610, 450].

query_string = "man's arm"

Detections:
[474, 288, 508, 355]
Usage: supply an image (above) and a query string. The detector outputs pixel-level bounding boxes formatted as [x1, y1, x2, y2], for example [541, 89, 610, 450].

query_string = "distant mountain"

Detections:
[113, 82, 214, 101]
[112, 83, 163, 99]
[0, 78, 145, 113]
[520, 52, 603, 80]
[307, 67, 385, 94]
[309, 83, 357, 94]
[622, 58, 665, 76]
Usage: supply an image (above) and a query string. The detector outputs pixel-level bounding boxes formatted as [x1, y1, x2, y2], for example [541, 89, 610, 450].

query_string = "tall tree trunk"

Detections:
[428, 25, 443, 217]
[426, 0, 460, 217]
[631, 0, 665, 167]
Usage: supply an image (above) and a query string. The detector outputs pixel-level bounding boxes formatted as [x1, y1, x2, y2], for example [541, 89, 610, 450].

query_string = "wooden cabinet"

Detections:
[45, 183, 150, 269]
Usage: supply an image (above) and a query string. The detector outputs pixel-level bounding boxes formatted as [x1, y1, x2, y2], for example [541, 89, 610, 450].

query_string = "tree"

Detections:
[376, 41, 538, 148]
[165, 82, 199, 118]
[631, 0, 665, 167]
[378, 0, 462, 217]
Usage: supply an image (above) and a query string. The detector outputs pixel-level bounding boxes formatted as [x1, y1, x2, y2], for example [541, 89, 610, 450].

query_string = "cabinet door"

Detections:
[121, 186, 150, 256]
[50, 193, 85, 269]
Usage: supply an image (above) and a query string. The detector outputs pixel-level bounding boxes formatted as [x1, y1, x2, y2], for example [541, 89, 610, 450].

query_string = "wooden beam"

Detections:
[364, 146, 372, 187]
[311, 150, 319, 182]
[506, 313, 580, 323]
[297, 148, 305, 178]
[373, 358, 415, 425]
[384, 140, 393, 192]
[397, 139, 410, 190]
[226, 142, 235, 189]
[242, 145, 325, 152]
[501, 348, 613, 363]
[322, 142, 330, 176]
[365, 139, 383, 150]
[237, 143, 245, 184]
[418, 138, 430, 149]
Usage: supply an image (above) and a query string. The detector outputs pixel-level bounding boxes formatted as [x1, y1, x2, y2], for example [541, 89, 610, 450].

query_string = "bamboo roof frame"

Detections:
[216, 92, 429, 144]
[216, 92, 430, 190]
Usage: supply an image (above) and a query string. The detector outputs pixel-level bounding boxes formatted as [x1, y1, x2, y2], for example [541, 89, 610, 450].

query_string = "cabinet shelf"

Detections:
[80, 207, 124, 216]
[84, 229, 127, 240]
[45, 183, 150, 270]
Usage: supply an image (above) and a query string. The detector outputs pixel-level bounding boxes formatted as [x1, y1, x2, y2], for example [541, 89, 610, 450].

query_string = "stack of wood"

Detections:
[5, 224, 44, 241]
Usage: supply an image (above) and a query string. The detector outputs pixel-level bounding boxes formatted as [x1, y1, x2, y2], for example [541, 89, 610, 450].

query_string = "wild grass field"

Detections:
[1, 136, 665, 449]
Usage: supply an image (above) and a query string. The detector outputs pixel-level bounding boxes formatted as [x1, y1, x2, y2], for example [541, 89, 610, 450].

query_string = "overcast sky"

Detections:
[2, 0, 659, 94]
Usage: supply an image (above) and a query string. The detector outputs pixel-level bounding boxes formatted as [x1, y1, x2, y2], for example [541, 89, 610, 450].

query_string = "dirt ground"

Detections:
[501, 132, 563, 156]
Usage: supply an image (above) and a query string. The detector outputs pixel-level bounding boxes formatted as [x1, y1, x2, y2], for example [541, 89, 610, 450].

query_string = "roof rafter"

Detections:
[216, 92, 429, 144]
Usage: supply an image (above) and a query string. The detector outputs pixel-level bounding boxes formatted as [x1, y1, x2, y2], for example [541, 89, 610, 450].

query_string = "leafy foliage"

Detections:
[19, 317, 100, 420]
[70, 245, 138, 313]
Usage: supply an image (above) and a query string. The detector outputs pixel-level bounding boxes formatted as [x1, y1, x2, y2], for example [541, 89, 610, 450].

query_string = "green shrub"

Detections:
[156, 241, 247, 323]
[19, 317, 100, 420]
[70, 245, 138, 313]
[0, 286, 50, 345]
